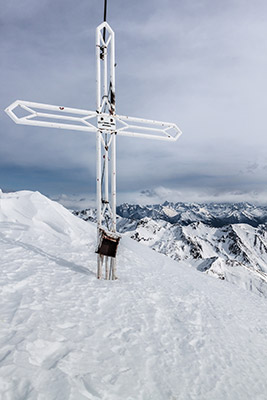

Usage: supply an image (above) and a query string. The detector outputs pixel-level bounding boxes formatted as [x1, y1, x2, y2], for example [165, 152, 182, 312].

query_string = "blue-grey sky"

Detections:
[1, 0, 267, 205]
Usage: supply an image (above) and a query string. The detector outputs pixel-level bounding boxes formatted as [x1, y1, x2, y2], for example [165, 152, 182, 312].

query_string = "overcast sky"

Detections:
[1, 0, 267, 205]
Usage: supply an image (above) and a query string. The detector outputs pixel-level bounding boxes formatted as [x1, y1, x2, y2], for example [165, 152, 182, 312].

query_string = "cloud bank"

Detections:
[1, 0, 267, 203]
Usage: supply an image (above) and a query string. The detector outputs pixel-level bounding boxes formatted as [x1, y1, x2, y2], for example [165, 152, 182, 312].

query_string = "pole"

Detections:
[111, 134, 116, 232]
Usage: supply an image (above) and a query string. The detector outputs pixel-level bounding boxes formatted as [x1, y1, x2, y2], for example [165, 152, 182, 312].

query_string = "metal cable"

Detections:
[103, 0, 107, 41]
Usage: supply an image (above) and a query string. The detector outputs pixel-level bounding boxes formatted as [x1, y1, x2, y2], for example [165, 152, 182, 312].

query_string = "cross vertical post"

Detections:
[95, 22, 120, 280]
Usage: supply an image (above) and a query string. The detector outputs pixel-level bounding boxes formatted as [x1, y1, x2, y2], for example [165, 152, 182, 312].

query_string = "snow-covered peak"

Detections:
[0, 190, 94, 245]
[162, 205, 178, 217]
[74, 201, 267, 297]
[118, 215, 267, 297]
[1, 190, 267, 399]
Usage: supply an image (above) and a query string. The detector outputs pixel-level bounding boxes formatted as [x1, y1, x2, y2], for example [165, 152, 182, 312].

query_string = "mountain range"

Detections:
[74, 201, 267, 297]
[117, 201, 267, 227]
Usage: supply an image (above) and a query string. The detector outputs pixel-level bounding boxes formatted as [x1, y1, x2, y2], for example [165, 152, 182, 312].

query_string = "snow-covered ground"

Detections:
[1, 190, 267, 400]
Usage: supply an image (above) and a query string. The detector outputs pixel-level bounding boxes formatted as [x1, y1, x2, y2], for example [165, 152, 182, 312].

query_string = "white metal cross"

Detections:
[5, 21, 182, 280]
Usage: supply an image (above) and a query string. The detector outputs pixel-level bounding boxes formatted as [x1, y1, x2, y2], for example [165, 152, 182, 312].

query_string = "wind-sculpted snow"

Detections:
[1, 190, 267, 399]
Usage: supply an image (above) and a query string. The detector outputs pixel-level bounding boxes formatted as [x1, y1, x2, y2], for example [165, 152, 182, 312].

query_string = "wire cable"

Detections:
[103, 0, 107, 42]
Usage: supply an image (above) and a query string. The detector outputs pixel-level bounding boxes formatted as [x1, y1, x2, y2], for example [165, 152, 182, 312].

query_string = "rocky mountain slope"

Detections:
[117, 201, 267, 227]
[74, 203, 267, 297]
[122, 218, 267, 297]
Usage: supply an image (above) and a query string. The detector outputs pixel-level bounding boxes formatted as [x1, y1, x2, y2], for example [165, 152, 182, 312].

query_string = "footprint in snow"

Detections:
[26, 339, 69, 369]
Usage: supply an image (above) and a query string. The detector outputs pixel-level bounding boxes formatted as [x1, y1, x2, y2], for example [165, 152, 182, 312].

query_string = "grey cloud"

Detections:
[1, 0, 267, 203]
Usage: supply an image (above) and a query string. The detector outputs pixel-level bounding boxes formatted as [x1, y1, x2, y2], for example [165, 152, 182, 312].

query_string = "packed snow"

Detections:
[1, 190, 267, 400]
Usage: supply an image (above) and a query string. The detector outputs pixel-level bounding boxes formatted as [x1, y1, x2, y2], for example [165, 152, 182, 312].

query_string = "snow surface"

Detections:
[1, 190, 267, 400]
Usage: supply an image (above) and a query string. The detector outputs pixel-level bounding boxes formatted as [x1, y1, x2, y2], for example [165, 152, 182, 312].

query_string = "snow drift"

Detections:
[0, 190, 267, 400]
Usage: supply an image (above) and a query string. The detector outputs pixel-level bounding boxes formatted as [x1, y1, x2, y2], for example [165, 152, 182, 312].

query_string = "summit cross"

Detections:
[5, 21, 182, 280]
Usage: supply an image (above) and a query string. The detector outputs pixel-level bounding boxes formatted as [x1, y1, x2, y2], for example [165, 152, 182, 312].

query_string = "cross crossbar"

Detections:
[6, 100, 181, 142]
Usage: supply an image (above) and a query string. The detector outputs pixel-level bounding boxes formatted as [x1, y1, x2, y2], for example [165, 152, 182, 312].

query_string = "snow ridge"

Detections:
[1, 190, 267, 399]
